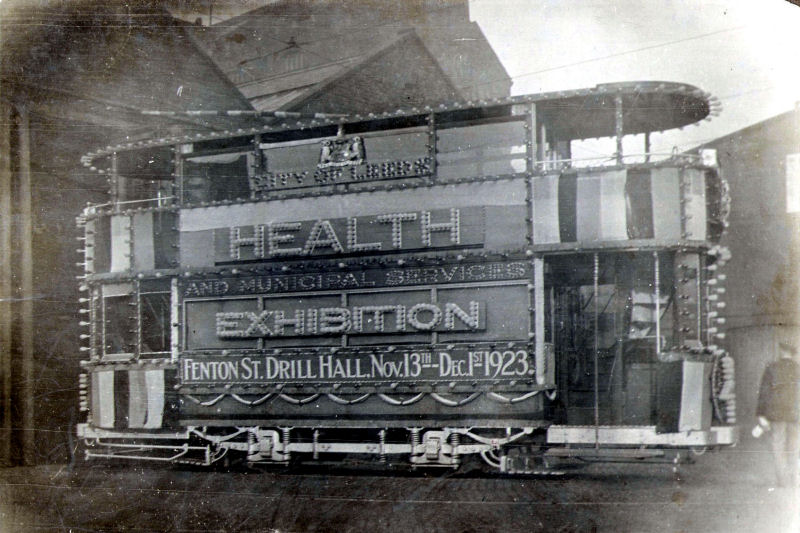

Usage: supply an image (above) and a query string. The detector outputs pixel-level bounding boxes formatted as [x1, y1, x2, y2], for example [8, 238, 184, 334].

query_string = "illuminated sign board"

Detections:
[251, 134, 433, 193]
[251, 157, 433, 193]
[181, 257, 533, 387]
[182, 261, 529, 297]
[184, 282, 529, 350]
[181, 344, 535, 386]
[214, 299, 484, 339]
[213, 207, 484, 262]
[183, 256, 532, 353]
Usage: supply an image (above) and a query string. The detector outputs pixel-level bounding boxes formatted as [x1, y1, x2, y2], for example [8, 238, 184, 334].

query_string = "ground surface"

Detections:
[0, 444, 797, 532]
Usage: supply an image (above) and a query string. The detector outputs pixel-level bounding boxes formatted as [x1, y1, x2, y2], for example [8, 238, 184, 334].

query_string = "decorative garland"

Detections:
[182, 390, 548, 407]
[326, 393, 371, 405]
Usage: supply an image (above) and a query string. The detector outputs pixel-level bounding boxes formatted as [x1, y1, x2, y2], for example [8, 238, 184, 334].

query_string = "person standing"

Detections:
[755, 342, 800, 488]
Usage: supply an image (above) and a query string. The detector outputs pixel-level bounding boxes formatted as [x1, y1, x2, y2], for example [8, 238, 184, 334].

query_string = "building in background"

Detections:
[0, 2, 258, 466]
[700, 109, 800, 433]
[190, 0, 511, 112]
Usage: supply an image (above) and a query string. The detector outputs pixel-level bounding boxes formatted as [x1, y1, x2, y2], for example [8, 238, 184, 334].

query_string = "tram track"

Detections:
[1, 451, 794, 532]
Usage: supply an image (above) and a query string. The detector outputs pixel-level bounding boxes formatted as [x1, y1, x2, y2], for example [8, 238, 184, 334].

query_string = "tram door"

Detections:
[544, 253, 676, 427]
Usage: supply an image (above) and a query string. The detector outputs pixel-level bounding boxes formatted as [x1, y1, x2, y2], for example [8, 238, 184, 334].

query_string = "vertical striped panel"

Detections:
[683, 169, 707, 240]
[625, 169, 654, 239]
[170, 278, 180, 360]
[650, 167, 681, 240]
[679, 361, 712, 431]
[533, 257, 545, 384]
[153, 211, 178, 269]
[532, 174, 560, 244]
[575, 175, 601, 241]
[92, 216, 111, 273]
[84, 219, 96, 273]
[127, 370, 148, 428]
[144, 369, 165, 429]
[110, 215, 131, 272]
[599, 170, 627, 240]
[114, 370, 129, 430]
[90, 372, 100, 426]
[655, 362, 682, 432]
[102, 282, 134, 297]
[92, 371, 115, 428]
[558, 174, 577, 242]
[132, 212, 155, 271]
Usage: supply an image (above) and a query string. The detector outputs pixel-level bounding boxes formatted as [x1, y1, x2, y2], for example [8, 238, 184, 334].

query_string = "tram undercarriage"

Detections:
[77, 421, 735, 473]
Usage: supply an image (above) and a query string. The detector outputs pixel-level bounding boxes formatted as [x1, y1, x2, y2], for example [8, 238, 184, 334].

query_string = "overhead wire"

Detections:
[454, 25, 748, 93]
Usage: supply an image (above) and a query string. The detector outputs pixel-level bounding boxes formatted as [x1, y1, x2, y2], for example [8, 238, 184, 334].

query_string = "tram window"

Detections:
[262, 143, 318, 176]
[115, 147, 173, 204]
[570, 138, 614, 169]
[364, 131, 426, 160]
[578, 284, 618, 350]
[363, 131, 429, 174]
[547, 256, 620, 357]
[183, 151, 253, 204]
[626, 254, 675, 350]
[627, 289, 669, 340]
[152, 211, 178, 270]
[103, 294, 136, 357]
[140, 292, 170, 355]
[437, 120, 527, 180]
[546, 253, 675, 356]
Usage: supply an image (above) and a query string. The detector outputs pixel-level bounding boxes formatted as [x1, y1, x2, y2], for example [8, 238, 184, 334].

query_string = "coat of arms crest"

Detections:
[318, 136, 365, 168]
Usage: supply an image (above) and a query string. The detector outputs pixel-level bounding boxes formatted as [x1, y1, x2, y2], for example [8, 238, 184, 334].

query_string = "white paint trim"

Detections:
[95, 370, 115, 428]
[144, 369, 165, 429]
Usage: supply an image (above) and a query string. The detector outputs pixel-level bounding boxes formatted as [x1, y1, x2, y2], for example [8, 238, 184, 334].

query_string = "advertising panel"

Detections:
[178, 182, 530, 269]
[213, 207, 484, 262]
[179, 261, 534, 388]
[181, 344, 536, 387]
[253, 132, 432, 194]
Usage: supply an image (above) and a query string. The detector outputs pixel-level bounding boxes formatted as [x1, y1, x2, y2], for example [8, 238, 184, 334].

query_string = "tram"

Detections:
[76, 81, 737, 472]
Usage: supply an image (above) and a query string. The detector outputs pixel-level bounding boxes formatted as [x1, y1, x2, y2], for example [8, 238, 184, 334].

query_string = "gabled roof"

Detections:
[239, 29, 459, 114]
[698, 109, 795, 150]
[192, 0, 511, 110]
[0, 2, 262, 136]
[287, 30, 459, 114]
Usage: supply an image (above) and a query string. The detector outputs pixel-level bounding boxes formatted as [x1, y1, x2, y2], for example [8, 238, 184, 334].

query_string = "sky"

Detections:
[166, 0, 800, 152]
[469, 0, 800, 152]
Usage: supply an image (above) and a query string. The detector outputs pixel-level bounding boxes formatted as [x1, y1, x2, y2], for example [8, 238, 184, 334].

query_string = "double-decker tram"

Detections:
[76, 81, 737, 472]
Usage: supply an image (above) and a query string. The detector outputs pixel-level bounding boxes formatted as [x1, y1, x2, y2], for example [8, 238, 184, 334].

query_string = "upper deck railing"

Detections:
[78, 81, 718, 209]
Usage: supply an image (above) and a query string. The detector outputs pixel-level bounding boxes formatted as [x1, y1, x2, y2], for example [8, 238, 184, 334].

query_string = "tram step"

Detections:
[545, 447, 665, 459]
